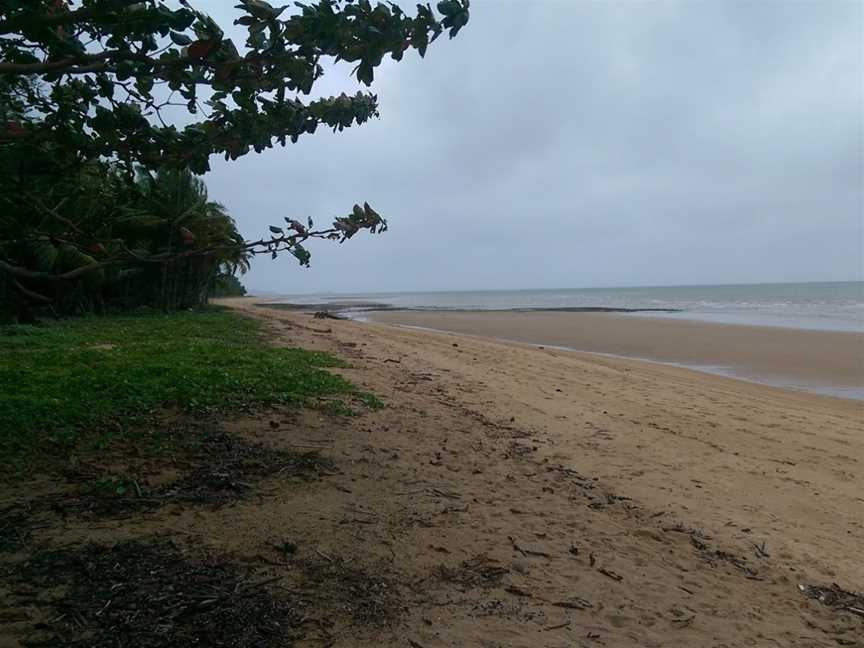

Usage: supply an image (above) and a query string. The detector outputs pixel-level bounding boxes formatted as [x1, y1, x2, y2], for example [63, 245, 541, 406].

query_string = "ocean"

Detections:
[264, 281, 864, 333]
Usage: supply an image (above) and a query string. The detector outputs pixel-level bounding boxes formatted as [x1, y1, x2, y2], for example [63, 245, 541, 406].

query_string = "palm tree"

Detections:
[0, 143, 250, 317]
[111, 168, 250, 309]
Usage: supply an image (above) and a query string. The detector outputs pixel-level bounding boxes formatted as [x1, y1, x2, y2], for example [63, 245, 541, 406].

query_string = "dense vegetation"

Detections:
[0, 307, 378, 466]
[0, 157, 252, 318]
[0, 0, 470, 321]
[210, 272, 248, 297]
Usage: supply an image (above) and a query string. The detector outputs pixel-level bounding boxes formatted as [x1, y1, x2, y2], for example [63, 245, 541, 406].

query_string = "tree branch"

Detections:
[0, 1, 143, 36]
[12, 278, 52, 303]
[0, 50, 199, 75]
[0, 257, 122, 282]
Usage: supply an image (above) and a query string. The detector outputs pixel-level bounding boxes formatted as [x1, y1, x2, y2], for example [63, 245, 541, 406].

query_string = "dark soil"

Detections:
[293, 555, 402, 627]
[0, 417, 345, 646]
[0, 503, 36, 554]
[433, 555, 510, 590]
[0, 409, 411, 647]
[24, 427, 335, 521]
[5, 539, 303, 647]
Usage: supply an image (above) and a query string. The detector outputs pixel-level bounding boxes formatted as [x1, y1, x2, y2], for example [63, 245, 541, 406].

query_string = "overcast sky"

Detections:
[201, 0, 863, 295]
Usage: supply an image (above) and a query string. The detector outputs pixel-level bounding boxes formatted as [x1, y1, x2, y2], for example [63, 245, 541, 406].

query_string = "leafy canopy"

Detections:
[0, 0, 470, 173]
[0, 0, 469, 307]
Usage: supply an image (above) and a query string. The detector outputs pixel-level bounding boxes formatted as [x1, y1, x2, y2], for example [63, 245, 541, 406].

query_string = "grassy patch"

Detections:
[318, 393, 384, 418]
[0, 307, 375, 466]
[355, 392, 384, 411]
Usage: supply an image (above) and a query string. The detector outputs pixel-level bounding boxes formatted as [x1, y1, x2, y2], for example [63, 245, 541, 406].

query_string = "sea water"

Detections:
[267, 281, 864, 333]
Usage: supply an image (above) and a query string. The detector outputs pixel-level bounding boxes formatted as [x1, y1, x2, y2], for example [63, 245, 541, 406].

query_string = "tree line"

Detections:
[0, 0, 469, 322]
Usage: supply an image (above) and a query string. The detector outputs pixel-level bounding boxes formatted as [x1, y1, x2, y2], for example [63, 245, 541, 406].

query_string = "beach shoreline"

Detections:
[224, 299, 863, 645]
[362, 309, 864, 400]
[255, 281, 864, 334]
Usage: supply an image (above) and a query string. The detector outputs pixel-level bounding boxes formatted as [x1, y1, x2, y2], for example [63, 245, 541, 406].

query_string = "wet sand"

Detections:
[366, 310, 864, 399]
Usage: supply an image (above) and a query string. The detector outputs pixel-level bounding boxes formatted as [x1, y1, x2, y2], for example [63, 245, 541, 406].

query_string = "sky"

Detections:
[200, 0, 864, 295]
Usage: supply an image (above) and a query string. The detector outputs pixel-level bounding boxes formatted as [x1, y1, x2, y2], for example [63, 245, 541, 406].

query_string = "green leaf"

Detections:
[356, 62, 374, 86]
[437, 0, 462, 16]
[170, 31, 193, 46]
[115, 61, 136, 81]
[242, 0, 287, 19]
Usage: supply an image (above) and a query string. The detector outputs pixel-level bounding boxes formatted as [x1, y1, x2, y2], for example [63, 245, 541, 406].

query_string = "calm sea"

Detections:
[266, 281, 864, 333]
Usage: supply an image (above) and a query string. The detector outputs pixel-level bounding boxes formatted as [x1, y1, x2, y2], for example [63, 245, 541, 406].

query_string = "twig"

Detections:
[544, 621, 570, 631]
[503, 526, 548, 559]
[752, 541, 770, 558]
[508, 536, 527, 557]
[552, 598, 592, 610]
[430, 488, 460, 500]
[598, 568, 623, 582]
[95, 598, 113, 617]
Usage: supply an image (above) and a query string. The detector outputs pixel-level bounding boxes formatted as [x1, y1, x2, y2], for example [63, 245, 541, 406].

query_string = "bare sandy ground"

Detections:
[5, 300, 860, 647]
[216, 300, 862, 646]
[366, 310, 864, 399]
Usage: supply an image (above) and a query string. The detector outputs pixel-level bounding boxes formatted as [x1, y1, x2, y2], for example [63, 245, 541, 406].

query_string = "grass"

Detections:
[0, 307, 376, 467]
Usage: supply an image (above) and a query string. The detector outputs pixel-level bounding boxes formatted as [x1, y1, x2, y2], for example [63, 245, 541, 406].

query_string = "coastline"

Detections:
[7, 300, 861, 645]
[220, 299, 863, 645]
[363, 309, 864, 400]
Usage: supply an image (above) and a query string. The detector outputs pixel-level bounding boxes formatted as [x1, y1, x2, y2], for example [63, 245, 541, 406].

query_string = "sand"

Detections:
[6, 299, 861, 647]
[216, 300, 862, 646]
[366, 310, 864, 399]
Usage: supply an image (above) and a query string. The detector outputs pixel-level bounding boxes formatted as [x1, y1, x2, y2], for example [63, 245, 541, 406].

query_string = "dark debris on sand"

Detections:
[44, 430, 336, 518]
[293, 555, 402, 627]
[0, 414, 411, 646]
[800, 583, 864, 620]
[157, 430, 335, 506]
[8, 539, 304, 648]
[0, 503, 36, 554]
[433, 555, 510, 590]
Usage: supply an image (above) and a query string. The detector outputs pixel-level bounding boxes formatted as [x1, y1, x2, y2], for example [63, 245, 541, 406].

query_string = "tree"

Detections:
[209, 273, 248, 298]
[124, 167, 252, 309]
[0, 156, 251, 314]
[0, 0, 469, 174]
[0, 0, 470, 314]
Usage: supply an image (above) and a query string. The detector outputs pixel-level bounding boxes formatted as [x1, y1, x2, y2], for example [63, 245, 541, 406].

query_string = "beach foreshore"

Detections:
[222, 299, 862, 645]
[365, 309, 864, 399]
[8, 299, 859, 647]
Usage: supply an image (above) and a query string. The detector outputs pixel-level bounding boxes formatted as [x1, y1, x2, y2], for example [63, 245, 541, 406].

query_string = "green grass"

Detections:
[0, 307, 376, 466]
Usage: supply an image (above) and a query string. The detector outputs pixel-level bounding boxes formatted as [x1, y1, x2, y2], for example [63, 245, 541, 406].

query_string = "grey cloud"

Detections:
[199, 0, 863, 294]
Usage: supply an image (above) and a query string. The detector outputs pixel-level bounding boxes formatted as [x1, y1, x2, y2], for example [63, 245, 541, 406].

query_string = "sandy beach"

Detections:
[6, 299, 860, 647]
[366, 310, 864, 399]
[223, 300, 862, 645]
[3, 1, 860, 645]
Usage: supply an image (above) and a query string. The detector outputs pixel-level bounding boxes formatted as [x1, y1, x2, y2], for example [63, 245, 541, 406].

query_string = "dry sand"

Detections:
[217, 300, 862, 646]
[5, 300, 861, 647]
[366, 310, 864, 399]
